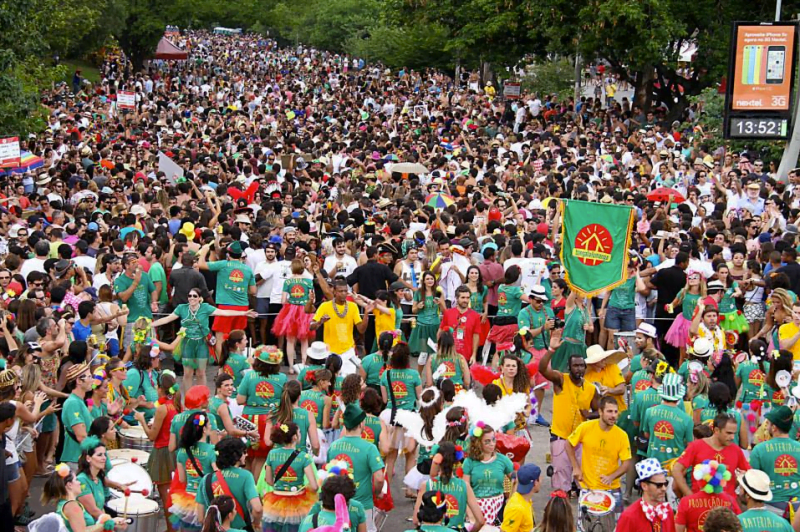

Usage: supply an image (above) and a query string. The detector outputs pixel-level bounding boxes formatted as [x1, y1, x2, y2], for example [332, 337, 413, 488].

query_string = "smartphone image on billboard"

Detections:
[767, 46, 786, 84]
[742, 45, 754, 85]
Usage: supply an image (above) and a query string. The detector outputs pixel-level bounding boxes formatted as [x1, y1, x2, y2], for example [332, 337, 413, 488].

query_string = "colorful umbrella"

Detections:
[425, 192, 455, 209]
[646, 187, 685, 203]
[0, 151, 43, 175]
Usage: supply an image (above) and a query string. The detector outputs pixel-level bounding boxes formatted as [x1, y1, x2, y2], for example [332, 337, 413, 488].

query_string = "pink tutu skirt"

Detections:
[664, 314, 691, 348]
[272, 304, 313, 340]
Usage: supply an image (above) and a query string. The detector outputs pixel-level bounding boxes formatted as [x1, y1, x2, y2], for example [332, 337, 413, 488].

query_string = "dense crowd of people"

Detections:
[2, 27, 800, 532]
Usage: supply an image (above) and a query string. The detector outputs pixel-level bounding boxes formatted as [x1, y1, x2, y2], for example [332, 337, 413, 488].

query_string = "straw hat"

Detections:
[584, 345, 626, 366]
[65, 362, 90, 382]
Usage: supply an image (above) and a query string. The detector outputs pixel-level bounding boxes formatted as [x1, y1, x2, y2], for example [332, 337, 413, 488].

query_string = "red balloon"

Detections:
[496, 432, 530, 463]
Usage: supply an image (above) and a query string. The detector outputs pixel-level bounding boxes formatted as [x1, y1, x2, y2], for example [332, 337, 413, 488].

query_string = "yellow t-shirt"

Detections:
[566, 419, 632, 491]
[584, 365, 627, 413]
[373, 307, 396, 341]
[313, 301, 362, 355]
[501, 492, 534, 532]
[551, 374, 596, 440]
[779, 322, 800, 361]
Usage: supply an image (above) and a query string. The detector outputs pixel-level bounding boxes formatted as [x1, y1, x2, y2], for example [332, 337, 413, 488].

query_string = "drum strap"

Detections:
[274, 449, 301, 483]
[206, 470, 248, 523]
[385, 370, 398, 425]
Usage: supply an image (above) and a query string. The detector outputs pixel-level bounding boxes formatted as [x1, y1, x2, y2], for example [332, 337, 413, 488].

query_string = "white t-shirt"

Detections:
[323, 253, 357, 281]
[254, 260, 279, 299]
[73, 255, 97, 275]
[268, 260, 293, 304]
[504, 257, 549, 295]
[20, 258, 47, 281]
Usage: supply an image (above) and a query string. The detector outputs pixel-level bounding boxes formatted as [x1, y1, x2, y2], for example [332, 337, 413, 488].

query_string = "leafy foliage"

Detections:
[520, 59, 575, 102]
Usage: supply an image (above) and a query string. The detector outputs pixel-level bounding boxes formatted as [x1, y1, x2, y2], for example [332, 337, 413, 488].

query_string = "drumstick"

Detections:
[123, 489, 130, 521]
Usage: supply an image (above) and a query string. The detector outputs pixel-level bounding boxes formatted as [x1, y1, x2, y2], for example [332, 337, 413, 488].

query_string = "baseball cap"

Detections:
[516, 463, 541, 494]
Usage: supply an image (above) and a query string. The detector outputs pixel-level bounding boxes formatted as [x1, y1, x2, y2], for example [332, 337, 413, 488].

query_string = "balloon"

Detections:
[693, 469, 704, 481]
[704, 484, 715, 494]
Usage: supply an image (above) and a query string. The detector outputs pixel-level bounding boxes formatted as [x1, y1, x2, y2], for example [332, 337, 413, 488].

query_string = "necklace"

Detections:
[333, 301, 348, 319]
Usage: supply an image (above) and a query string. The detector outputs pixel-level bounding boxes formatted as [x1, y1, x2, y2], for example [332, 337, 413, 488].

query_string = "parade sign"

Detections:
[559, 200, 635, 297]
[0, 137, 20, 168]
[117, 91, 136, 110]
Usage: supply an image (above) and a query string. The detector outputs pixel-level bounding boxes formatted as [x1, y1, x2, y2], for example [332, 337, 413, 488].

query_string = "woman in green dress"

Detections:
[408, 272, 447, 371]
[551, 291, 593, 372]
[42, 463, 126, 532]
[151, 287, 257, 388]
[466, 265, 490, 346]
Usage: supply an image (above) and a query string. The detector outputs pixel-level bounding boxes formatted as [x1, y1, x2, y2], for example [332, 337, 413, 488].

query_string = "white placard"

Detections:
[503, 82, 521, 99]
[117, 91, 136, 110]
[157, 151, 184, 185]
[0, 137, 20, 168]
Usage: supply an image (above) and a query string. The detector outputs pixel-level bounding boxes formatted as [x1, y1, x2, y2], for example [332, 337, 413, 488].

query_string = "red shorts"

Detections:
[211, 305, 248, 336]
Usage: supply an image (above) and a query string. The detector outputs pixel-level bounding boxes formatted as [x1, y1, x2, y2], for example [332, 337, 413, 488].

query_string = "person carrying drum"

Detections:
[617, 458, 676, 532]
[565, 396, 631, 515]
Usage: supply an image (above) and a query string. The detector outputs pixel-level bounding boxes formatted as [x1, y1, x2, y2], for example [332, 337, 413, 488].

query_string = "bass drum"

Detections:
[107, 462, 154, 499]
[578, 490, 616, 532]
[107, 496, 160, 532]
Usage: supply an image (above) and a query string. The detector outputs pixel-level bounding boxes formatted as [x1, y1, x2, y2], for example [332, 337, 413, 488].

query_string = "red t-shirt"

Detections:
[677, 439, 750, 497]
[675, 491, 741, 532]
[440, 307, 481, 360]
[617, 500, 676, 532]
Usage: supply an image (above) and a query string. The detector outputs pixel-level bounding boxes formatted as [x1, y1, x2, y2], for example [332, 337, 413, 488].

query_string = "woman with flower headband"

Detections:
[261, 422, 319, 532]
[461, 422, 512, 525]
[196, 438, 262, 532]
[151, 287, 257, 388]
[41, 463, 127, 532]
[170, 411, 217, 531]
[664, 270, 706, 361]
[408, 271, 446, 372]
[424, 331, 470, 392]
[536, 489, 575, 532]
[123, 341, 163, 422]
[133, 370, 182, 531]
[237, 346, 286, 476]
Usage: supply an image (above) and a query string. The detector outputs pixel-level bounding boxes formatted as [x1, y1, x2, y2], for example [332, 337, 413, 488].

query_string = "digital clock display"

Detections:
[728, 117, 789, 138]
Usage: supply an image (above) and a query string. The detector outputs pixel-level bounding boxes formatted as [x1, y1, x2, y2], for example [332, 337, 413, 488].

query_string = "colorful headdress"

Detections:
[471, 420, 487, 437]
[80, 435, 102, 453]
[256, 345, 284, 365]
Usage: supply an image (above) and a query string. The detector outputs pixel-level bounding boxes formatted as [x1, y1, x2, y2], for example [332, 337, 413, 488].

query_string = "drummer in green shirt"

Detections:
[114, 253, 158, 353]
[749, 406, 800, 505]
[737, 469, 793, 532]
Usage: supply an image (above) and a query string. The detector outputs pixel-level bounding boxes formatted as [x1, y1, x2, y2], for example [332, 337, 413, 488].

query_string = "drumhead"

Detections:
[107, 462, 153, 499]
[107, 448, 150, 464]
[107, 495, 159, 514]
[579, 490, 615, 516]
[119, 426, 148, 439]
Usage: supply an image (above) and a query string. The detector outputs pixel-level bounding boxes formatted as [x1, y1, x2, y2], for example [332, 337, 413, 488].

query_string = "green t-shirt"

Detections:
[630, 354, 643, 373]
[266, 446, 314, 491]
[736, 361, 768, 404]
[630, 369, 651, 394]
[209, 396, 228, 430]
[195, 467, 259, 531]
[170, 408, 219, 440]
[382, 367, 421, 411]
[299, 389, 326, 427]
[288, 407, 312, 446]
[517, 304, 554, 350]
[301, 500, 366, 532]
[114, 271, 155, 322]
[428, 354, 465, 387]
[207, 260, 255, 306]
[738, 507, 794, 532]
[414, 292, 441, 326]
[221, 353, 250, 391]
[177, 442, 216, 493]
[239, 371, 287, 415]
[362, 414, 382, 450]
[174, 302, 216, 339]
[462, 454, 513, 497]
[749, 437, 800, 502]
[77, 471, 105, 511]
[424, 477, 469, 527]
[327, 435, 385, 509]
[284, 278, 314, 305]
[608, 278, 635, 309]
[496, 285, 523, 317]
[643, 403, 694, 467]
[123, 368, 159, 420]
[692, 394, 709, 413]
[149, 261, 169, 304]
[718, 283, 739, 313]
[362, 352, 388, 387]
[298, 364, 324, 391]
[61, 393, 94, 462]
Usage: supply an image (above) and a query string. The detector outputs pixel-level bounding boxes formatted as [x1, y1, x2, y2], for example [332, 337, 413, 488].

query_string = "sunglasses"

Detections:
[645, 481, 669, 489]
[188, 294, 201, 299]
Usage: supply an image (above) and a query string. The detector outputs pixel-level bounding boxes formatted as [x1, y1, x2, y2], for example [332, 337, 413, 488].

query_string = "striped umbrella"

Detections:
[425, 192, 455, 209]
[0, 151, 43, 174]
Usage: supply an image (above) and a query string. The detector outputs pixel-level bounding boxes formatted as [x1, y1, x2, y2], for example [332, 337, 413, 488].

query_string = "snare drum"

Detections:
[108, 448, 150, 466]
[107, 496, 160, 532]
[107, 462, 154, 499]
[119, 426, 153, 452]
[578, 490, 616, 532]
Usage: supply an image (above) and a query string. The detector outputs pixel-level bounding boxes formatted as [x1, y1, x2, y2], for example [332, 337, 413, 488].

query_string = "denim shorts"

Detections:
[6, 461, 20, 482]
[604, 306, 636, 331]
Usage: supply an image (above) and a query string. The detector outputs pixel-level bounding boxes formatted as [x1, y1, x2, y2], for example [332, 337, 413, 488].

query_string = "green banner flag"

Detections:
[559, 200, 635, 297]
